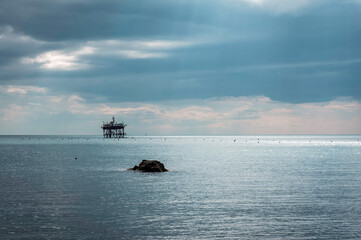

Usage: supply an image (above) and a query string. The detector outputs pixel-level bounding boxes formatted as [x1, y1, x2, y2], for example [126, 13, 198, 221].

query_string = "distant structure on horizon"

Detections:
[101, 116, 127, 138]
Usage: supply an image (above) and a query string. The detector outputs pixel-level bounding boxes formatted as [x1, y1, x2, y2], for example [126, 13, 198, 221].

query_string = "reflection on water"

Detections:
[1, 135, 361, 239]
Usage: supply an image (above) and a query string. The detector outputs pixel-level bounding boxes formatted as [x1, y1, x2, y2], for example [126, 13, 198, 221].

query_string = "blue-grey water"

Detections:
[1, 135, 361, 239]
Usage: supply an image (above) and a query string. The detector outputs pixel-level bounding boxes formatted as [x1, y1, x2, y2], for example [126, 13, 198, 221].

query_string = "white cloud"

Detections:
[91, 39, 196, 59]
[91, 39, 196, 50]
[22, 47, 95, 70]
[116, 50, 167, 59]
[0, 25, 45, 45]
[237, 0, 311, 13]
[127, 40, 195, 50]
[22, 39, 196, 70]
[0, 85, 47, 94]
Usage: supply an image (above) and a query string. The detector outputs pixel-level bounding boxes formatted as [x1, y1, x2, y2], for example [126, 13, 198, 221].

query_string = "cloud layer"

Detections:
[0, 0, 360, 134]
[1, 86, 360, 135]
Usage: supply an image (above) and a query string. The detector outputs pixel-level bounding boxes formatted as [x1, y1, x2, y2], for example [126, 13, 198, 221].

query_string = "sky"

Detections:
[0, 0, 361, 135]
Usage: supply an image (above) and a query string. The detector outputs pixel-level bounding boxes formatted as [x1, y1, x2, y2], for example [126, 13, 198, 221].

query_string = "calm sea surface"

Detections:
[1, 135, 361, 239]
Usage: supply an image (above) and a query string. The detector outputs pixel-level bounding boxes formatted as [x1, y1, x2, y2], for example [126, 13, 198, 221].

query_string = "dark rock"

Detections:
[129, 165, 139, 171]
[128, 160, 168, 172]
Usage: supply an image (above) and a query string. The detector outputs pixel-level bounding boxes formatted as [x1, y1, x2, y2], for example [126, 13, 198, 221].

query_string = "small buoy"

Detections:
[75, 157, 78, 160]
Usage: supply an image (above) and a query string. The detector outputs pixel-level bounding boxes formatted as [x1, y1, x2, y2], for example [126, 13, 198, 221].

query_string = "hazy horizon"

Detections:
[1, 134, 361, 137]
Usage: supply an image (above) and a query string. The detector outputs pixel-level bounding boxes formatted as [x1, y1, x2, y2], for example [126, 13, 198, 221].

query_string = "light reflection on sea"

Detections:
[0, 135, 360, 239]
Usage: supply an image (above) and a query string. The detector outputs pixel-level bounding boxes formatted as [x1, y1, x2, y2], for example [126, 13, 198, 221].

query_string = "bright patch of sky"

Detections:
[239, 0, 311, 13]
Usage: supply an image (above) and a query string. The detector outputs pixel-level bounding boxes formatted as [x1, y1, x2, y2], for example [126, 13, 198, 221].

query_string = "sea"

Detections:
[1, 135, 361, 239]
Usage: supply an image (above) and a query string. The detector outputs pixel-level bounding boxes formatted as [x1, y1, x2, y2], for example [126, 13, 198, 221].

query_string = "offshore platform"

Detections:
[101, 116, 127, 138]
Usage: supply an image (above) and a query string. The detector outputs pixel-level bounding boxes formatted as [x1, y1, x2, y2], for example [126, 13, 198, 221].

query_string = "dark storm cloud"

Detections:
[0, 0, 220, 41]
[0, 0, 361, 103]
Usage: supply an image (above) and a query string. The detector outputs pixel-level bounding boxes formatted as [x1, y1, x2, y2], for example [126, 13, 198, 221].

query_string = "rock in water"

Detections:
[128, 160, 168, 172]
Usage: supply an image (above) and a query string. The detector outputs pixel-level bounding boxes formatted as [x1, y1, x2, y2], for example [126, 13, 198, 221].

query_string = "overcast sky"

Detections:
[0, 0, 360, 135]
